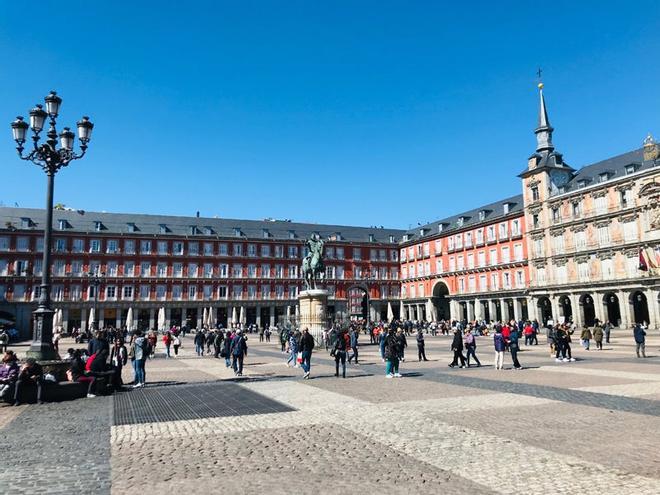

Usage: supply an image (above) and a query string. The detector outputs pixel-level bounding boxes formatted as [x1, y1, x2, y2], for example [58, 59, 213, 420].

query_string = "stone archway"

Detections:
[536, 297, 552, 325]
[603, 293, 621, 327]
[631, 291, 650, 325]
[431, 281, 451, 321]
[558, 295, 572, 323]
[579, 294, 596, 327]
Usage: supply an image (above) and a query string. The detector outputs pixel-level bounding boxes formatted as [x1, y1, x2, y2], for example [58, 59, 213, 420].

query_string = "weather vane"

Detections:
[537, 67, 543, 88]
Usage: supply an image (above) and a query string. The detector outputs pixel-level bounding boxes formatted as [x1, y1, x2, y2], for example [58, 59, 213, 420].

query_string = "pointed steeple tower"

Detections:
[534, 83, 554, 153]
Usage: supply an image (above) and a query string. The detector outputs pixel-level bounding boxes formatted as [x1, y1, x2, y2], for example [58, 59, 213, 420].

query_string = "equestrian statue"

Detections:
[301, 234, 325, 290]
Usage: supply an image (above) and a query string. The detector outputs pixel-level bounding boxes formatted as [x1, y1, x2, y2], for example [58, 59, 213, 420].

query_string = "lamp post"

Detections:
[10, 91, 94, 359]
[87, 267, 105, 331]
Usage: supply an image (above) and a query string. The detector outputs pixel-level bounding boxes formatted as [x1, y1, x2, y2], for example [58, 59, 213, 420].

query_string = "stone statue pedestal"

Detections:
[298, 289, 328, 344]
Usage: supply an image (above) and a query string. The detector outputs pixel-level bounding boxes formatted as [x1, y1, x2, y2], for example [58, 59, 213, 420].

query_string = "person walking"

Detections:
[222, 330, 233, 367]
[448, 328, 466, 368]
[286, 331, 299, 368]
[172, 334, 181, 356]
[348, 328, 359, 365]
[162, 331, 173, 358]
[493, 327, 506, 370]
[396, 328, 407, 362]
[332, 330, 347, 378]
[299, 327, 315, 379]
[416, 329, 428, 361]
[464, 328, 481, 367]
[194, 330, 205, 357]
[213, 331, 224, 359]
[379, 327, 388, 362]
[604, 320, 612, 344]
[593, 325, 604, 350]
[634, 323, 647, 358]
[279, 328, 288, 353]
[265, 326, 271, 343]
[384, 329, 401, 378]
[508, 327, 523, 370]
[580, 327, 592, 350]
[130, 330, 149, 388]
[230, 329, 248, 376]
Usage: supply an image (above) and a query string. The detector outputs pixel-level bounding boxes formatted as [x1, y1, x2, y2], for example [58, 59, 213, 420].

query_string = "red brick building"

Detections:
[0, 208, 402, 337]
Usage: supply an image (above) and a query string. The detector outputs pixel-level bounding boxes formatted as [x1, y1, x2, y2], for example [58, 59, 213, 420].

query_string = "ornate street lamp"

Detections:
[10, 91, 94, 359]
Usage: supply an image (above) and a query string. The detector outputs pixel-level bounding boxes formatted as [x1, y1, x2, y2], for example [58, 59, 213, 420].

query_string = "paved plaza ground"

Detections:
[2, 330, 660, 494]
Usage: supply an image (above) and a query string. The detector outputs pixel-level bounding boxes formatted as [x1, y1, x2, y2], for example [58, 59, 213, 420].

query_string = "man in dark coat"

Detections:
[448, 329, 466, 368]
[229, 329, 248, 376]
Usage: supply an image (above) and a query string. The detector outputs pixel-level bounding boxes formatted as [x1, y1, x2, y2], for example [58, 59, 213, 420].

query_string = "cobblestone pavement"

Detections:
[1, 332, 660, 494]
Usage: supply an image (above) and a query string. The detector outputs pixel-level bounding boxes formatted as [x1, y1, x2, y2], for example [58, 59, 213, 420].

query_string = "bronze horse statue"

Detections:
[301, 235, 325, 290]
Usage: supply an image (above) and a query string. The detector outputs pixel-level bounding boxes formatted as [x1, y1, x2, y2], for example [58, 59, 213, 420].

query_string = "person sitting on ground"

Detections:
[0, 351, 19, 401]
[14, 357, 45, 405]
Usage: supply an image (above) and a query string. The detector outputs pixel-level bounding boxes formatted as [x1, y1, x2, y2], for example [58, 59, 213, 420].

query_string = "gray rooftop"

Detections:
[404, 193, 524, 242]
[0, 207, 405, 244]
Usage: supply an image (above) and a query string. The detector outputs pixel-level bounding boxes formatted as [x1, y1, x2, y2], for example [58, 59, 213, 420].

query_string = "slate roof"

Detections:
[403, 194, 524, 243]
[0, 207, 405, 244]
[556, 147, 654, 195]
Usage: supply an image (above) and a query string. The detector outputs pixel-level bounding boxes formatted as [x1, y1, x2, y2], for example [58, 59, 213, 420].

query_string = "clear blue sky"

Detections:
[1, 1, 658, 229]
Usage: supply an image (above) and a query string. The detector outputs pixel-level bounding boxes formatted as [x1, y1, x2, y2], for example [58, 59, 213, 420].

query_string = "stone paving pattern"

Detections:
[1, 332, 660, 494]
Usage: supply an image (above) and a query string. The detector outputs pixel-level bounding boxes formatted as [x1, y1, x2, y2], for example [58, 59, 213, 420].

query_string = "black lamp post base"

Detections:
[29, 306, 57, 361]
[26, 343, 58, 361]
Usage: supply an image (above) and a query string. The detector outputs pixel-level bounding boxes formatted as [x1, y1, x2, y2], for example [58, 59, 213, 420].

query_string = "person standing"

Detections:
[448, 328, 466, 368]
[332, 330, 347, 378]
[299, 327, 315, 379]
[162, 331, 173, 358]
[493, 327, 506, 370]
[416, 329, 429, 361]
[348, 328, 359, 365]
[508, 327, 523, 370]
[230, 329, 248, 376]
[130, 330, 149, 388]
[286, 331, 300, 368]
[172, 333, 181, 356]
[384, 329, 401, 378]
[379, 327, 388, 362]
[265, 326, 271, 343]
[634, 323, 647, 358]
[396, 328, 408, 362]
[464, 328, 481, 367]
[194, 330, 205, 357]
[279, 328, 288, 353]
[604, 320, 612, 344]
[222, 330, 233, 367]
[593, 325, 604, 350]
[110, 338, 128, 388]
[580, 327, 592, 350]
[213, 331, 224, 359]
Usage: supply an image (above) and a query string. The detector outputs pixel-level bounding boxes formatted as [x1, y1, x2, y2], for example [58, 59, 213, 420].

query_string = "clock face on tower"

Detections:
[549, 169, 570, 188]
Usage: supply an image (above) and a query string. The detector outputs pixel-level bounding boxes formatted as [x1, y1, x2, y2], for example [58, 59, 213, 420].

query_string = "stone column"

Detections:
[99, 308, 105, 329]
[467, 301, 475, 321]
[500, 299, 510, 322]
[196, 307, 203, 330]
[618, 290, 632, 329]
[488, 300, 497, 322]
[269, 306, 276, 327]
[256, 305, 262, 327]
[148, 309, 155, 330]
[165, 307, 171, 330]
[115, 310, 121, 330]
[647, 288, 660, 331]
[80, 308, 87, 332]
[513, 298, 522, 321]
[570, 294, 583, 328]
[526, 297, 537, 322]
[62, 308, 69, 333]
[550, 295, 561, 324]
[593, 293, 606, 326]
[474, 298, 482, 321]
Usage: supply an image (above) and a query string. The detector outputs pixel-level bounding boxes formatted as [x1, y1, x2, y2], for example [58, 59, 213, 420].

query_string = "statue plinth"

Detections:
[298, 289, 328, 344]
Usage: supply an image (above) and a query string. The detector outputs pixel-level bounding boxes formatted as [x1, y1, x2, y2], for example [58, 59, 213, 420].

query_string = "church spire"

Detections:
[534, 83, 554, 153]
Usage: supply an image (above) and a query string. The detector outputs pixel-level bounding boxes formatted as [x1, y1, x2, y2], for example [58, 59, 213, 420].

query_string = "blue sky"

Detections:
[1, 1, 658, 229]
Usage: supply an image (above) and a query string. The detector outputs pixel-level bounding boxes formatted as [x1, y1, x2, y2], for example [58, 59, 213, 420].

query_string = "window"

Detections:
[336, 266, 345, 279]
[490, 273, 499, 290]
[434, 240, 442, 255]
[188, 285, 197, 299]
[551, 208, 560, 222]
[598, 226, 611, 246]
[203, 285, 213, 299]
[106, 286, 117, 300]
[188, 263, 198, 277]
[124, 240, 135, 254]
[574, 231, 587, 249]
[219, 264, 228, 277]
[189, 242, 199, 255]
[626, 256, 638, 277]
[0, 237, 8, 251]
[127, 223, 136, 233]
[594, 196, 607, 214]
[499, 222, 508, 238]
[502, 272, 511, 289]
[325, 266, 336, 279]
[203, 263, 213, 278]
[232, 264, 243, 278]
[231, 243, 241, 256]
[479, 274, 487, 291]
[556, 265, 568, 284]
[553, 235, 565, 255]
[289, 265, 298, 279]
[448, 257, 455, 272]
[139, 285, 150, 300]
[622, 220, 638, 242]
[260, 244, 270, 257]
[465, 233, 473, 248]
[619, 189, 633, 208]
[455, 235, 463, 249]
[157, 263, 167, 277]
[531, 187, 539, 201]
[275, 285, 284, 299]
[400, 249, 407, 261]
[107, 261, 118, 277]
[478, 251, 486, 267]
[247, 244, 257, 257]
[391, 267, 398, 280]
[140, 262, 151, 277]
[370, 248, 378, 261]
[122, 286, 133, 300]
[247, 264, 257, 278]
[58, 219, 68, 230]
[408, 265, 415, 278]
[536, 268, 546, 284]
[288, 246, 299, 259]
[489, 248, 498, 266]
[159, 224, 168, 234]
[248, 285, 257, 300]
[105, 239, 118, 254]
[0, 260, 7, 276]
[15, 260, 28, 276]
[578, 262, 589, 282]
[511, 219, 521, 236]
[274, 245, 284, 258]
[233, 285, 243, 299]
[326, 247, 335, 259]
[532, 214, 540, 229]
[16, 237, 29, 251]
[354, 266, 363, 279]
[513, 244, 523, 262]
[336, 247, 344, 260]
[123, 262, 134, 277]
[468, 276, 476, 292]
[218, 286, 228, 298]
[172, 285, 182, 299]
[218, 243, 228, 256]
[410, 285, 416, 298]
[533, 239, 544, 258]
[501, 246, 510, 263]
[173, 242, 184, 255]
[158, 241, 168, 255]
[487, 226, 496, 241]
[572, 202, 582, 218]
[467, 253, 474, 269]
[89, 239, 101, 253]
[55, 238, 66, 252]
[13, 284, 26, 301]
[436, 259, 443, 274]
[173, 262, 183, 277]
[140, 240, 151, 254]
[457, 279, 464, 294]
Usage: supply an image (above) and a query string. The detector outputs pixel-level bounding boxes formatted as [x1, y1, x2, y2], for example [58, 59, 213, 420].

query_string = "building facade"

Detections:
[521, 85, 660, 330]
[0, 209, 403, 337]
[399, 196, 530, 323]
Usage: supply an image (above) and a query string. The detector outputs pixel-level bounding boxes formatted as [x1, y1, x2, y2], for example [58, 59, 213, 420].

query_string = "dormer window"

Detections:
[203, 226, 213, 235]
[456, 218, 464, 227]
[403, 234, 410, 242]
[599, 172, 609, 183]
[389, 235, 395, 243]
[262, 229, 270, 238]
[58, 219, 69, 230]
[478, 211, 486, 221]
[503, 203, 510, 214]
[127, 223, 136, 233]
[159, 224, 168, 234]
[577, 180, 587, 189]
[94, 221, 103, 232]
[288, 230, 296, 239]
[369, 233, 375, 242]
[20, 218, 33, 229]
[625, 164, 636, 175]
[189, 225, 199, 235]
[438, 223, 445, 233]
[334, 232, 342, 241]
[233, 227, 242, 237]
